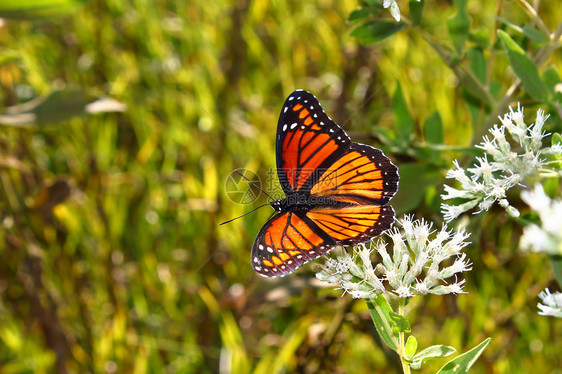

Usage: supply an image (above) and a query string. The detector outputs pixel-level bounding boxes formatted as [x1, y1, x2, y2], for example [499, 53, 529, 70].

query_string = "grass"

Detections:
[0, 0, 561, 372]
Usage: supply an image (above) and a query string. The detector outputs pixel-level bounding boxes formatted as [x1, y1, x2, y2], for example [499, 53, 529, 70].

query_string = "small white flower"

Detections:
[476, 136, 502, 158]
[413, 218, 432, 244]
[430, 279, 466, 295]
[490, 124, 508, 146]
[446, 280, 467, 294]
[537, 289, 562, 318]
[476, 198, 493, 213]
[442, 199, 479, 222]
[335, 251, 353, 273]
[316, 216, 472, 299]
[510, 103, 526, 128]
[520, 184, 562, 255]
[401, 214, 415, 237]
[438, 253, 472, 279]
[414, 280, 430, 295]
[395, 285, 414, 298]
[390, 1, 401, 21]
[547, 143, 562, 154]
[521, 183, 550, 211]
[383, 0, 401, 22]
[442, 104, 558, 221]
[468, 156, 495, 180]
[519, 224, 549, 252]
[385, 268, 400, 287]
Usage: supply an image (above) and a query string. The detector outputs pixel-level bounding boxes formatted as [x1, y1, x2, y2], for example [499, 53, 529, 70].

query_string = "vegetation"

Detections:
[0, 0, 560, 372]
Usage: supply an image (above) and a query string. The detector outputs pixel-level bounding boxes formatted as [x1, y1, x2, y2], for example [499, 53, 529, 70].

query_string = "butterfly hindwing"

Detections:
[276, 90, 351, 195]
[305, 204, 396, 246]
[251, 211, 336, 277]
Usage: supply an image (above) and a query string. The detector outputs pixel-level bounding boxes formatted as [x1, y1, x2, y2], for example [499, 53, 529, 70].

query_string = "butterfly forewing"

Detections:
[276, 90, 351, 195]
[310, 143, 399, 205]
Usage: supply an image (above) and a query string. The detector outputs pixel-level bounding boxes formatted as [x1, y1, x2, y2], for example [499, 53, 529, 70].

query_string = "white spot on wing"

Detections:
[290, 123, 297, 129]
[283, 124, 287, 131]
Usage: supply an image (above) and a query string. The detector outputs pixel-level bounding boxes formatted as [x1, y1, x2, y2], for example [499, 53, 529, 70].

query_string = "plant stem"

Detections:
[398, 301, 411, 374]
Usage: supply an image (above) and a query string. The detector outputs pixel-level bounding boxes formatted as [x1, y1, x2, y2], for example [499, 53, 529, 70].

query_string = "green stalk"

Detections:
[398, 301, 411, 374]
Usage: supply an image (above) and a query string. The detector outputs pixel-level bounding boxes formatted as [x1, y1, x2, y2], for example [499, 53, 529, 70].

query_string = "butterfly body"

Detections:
[270, 194, 341, 213]
[252, 90, 399, 277]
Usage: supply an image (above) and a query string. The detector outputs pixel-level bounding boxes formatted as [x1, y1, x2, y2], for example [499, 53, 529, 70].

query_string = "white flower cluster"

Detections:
[519, 184, 562, 255]
[537, 288, 562, 318]
[441, 104, 562, 221]
[383, 0, 421, 22]
[316, 216, 472, 299]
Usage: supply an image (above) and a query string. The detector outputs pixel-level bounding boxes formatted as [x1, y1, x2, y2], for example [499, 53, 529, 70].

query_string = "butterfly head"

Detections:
[270, 199, 284, 212]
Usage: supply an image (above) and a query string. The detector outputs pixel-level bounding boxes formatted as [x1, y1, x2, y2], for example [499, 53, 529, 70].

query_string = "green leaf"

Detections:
[522, 25, 547, 44]
[348, 8, 374, 23]
[392, 81, 414, 144]
[389, 311, 411, 334]
[350, 20, 407, 44]
[423, 111, 444, 161]
[409, 0, 424, 26]
[366, 296, 398, 351]
[424, 111, 443, 144]
[410, 345, 457, 370]
[468, 28, 489, 49]
[447, 0, 471, 54]
[405, 336, 418, 360]
[552, 133, 562, 147]
[425, 38, 492, 108]
[392, 163, 441, 213]
[551, 256, 562, 289]
[542, 67, 562, 102]
[498, 30, 549, 102]
[436, 338, 491, 374]
[468, 48, 486, 83]
[0, 89, 126, 127]
[0, 0, 88, 20]
[348, 2, 384, 23]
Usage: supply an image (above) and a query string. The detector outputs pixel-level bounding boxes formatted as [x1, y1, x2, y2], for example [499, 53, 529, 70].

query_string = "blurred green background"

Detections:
[0, 0, 561, 373]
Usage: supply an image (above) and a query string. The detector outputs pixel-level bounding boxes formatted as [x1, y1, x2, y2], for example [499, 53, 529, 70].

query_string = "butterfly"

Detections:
[252, 90, 399, 277]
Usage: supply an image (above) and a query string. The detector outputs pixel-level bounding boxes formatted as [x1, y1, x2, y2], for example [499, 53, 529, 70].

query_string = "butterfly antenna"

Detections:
[234, 170, 274, 200]
[220, 203, 270, 225]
